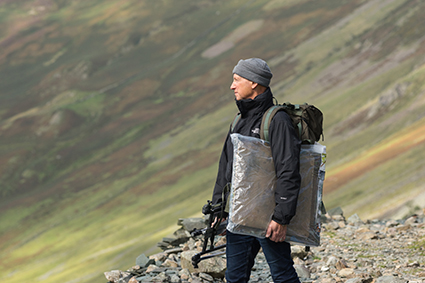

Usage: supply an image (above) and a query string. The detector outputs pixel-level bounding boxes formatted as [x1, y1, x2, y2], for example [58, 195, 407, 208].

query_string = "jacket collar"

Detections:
[236, 88, 274, 118]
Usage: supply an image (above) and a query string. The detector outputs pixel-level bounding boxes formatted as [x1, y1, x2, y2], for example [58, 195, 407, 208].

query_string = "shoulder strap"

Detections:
[261, 103, 307, 143]
[231, 113, 241, 132]
[291, 103, 303, 141]
[260, 105, 284, 142]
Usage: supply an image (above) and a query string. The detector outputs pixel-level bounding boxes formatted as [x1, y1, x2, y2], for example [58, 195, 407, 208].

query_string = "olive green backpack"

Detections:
[232, 102, 324, 144]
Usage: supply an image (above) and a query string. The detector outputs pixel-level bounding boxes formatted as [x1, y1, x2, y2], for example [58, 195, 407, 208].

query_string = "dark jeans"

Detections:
[225, 231, 300, 283]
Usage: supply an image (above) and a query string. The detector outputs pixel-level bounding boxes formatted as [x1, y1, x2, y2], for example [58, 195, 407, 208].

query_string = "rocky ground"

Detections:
[104, 209, 425, 283]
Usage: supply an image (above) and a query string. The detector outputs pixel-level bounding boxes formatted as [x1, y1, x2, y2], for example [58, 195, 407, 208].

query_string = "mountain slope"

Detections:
[1, 0, 425, 282]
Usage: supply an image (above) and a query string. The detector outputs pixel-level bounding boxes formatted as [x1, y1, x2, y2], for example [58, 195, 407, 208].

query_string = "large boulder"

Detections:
[180, 250, 226, 278]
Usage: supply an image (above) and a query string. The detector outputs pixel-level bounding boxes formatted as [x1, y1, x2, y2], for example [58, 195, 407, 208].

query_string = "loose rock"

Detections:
[104, 210, 425, 283]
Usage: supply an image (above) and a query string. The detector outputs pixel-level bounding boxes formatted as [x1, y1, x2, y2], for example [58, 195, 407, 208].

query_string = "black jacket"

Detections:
[212, 88, 301, 225]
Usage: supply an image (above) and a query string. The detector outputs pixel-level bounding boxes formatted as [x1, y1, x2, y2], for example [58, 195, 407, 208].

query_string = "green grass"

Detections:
[324, 139, 425, 219]
[0, 162, 215, 283]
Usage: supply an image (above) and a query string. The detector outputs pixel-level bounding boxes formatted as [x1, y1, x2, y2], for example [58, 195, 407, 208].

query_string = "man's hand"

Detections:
[266, 220, 287, 242]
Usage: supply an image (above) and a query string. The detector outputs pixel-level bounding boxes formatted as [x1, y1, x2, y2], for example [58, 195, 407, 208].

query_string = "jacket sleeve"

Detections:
[269, 111, 301, 225]
[211, 130, 233, 205]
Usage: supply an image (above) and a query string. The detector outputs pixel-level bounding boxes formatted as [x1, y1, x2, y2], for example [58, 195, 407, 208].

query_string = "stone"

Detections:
[375, 275, 405, 283]
[356, 232, 379, 240]
[104, 211, 425, 283]
[151, 272, 170, 282]
[180, 250, 197, 272]
[294, 264, 310, 279]
[337, 268, 355, 278]
[178, 217, 206, 232]
[406, 261, 420, 267]
[404, 215, 418, 225]
[347, 214, 363, 224]
[162, 237, 176, 243]
[168, 253, 178, 261]
[332, 215, 345, 222]
[149, 252, 167, 262]
[293, 257, 304, 265]
[335, 259, 349, 270]
[146, 264, 163, 273]
[355, 227, 371, 234]
[174, 227, 191, 238]
[170, 274, 180, 283]
[180, 250, 226, 278]
[173, 227, 191, 244]
[291, 245, 309, 259]
[104, 270, 130, 282]
[321, 214, 333, 223]
[325, 222, 340, 230]
[164, 247, 183, 254]
[315, 278, 337, 283]
[179, 268, 191, 280]
[161, 236, 187, 247]
[181, 242, 190, 251]
[135, 275, 148, 282]
[385, 220, 399, 227]
[327, 207, 344, 216]
[190, 276, 204, 283]
[355, 228, 377, 240]
[326, 256, 338, 267]
[157, 241, 172, 250]
[185, 238, 197, 250]
[199, 272, 214, 282]
[370, 269, 383, 278]
[161, 259, 179, 268]
[395, 224, 411, 231]
[136, 253, 155, 267]
[215, 236, 226, 247]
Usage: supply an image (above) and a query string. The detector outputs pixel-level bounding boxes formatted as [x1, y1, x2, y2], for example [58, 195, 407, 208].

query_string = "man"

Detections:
[211, 58, 301, 283]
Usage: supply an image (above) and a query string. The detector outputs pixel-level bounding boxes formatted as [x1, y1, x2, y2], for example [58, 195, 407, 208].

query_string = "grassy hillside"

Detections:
[1, 0, 425, 282]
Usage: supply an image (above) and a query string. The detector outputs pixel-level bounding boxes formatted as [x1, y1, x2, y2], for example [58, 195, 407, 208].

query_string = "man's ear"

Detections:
[251, 82, 258, 89]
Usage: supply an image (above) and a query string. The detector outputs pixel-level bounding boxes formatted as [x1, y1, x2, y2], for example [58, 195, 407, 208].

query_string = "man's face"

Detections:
[230, 74, 256, 101]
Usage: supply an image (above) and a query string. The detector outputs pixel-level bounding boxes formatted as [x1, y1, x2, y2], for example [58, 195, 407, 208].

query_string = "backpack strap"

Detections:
[291, 103, 303, 141]
[261, 104, 306, 143]
[260, 106, 281, 143]
[231, 113, 241, 132]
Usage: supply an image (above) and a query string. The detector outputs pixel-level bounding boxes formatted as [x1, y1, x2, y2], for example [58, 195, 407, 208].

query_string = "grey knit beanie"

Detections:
[232, 58, 273, 87]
